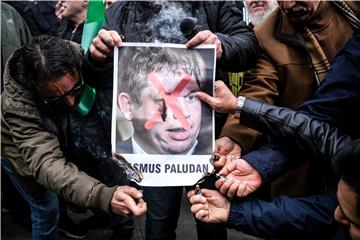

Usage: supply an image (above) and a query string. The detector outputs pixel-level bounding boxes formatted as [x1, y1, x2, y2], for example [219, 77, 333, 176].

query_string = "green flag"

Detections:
[81, 0, 105, 53]
[76, 0, 105, 116]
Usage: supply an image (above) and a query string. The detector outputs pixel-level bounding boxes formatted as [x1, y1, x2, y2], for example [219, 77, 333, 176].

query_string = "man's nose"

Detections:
[278, 1, 296, 10]
[64, 95, 76, 107]
[334, 206, 350, 226]
[168, 98, 190, 120]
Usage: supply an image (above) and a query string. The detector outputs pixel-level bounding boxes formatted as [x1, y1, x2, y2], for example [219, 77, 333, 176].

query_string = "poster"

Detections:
[111, 43, 215, 186]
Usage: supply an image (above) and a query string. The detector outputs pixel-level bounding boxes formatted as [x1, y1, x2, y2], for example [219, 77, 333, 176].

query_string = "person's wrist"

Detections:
[234, 96, 246, 119]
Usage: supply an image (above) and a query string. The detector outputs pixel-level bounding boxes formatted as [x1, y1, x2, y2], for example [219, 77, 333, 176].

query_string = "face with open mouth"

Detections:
[129, 65, 202, 154]
[278, 0, 320, 24]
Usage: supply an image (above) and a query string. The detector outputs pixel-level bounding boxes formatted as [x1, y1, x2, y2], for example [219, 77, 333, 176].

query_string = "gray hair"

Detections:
[118, 47, 202, 105]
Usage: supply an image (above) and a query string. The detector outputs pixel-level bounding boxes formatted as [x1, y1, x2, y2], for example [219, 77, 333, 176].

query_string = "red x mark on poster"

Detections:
[144, 72, 192, 130]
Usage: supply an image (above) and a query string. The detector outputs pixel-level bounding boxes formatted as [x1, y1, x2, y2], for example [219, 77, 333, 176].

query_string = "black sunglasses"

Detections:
[38, 74, 84, 105]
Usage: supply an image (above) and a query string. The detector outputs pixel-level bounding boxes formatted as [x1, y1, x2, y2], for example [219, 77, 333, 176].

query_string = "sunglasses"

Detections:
[38, 74, 85, 105]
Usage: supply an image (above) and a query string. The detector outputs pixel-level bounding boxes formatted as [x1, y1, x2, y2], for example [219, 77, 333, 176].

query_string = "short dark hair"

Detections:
[117, 46, 202, 105]
[11, 35, 83, 89]
[333, 139, 360, 216]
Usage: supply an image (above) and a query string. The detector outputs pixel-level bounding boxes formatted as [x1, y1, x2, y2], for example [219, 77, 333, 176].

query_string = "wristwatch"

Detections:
[234, 96, 246, 119]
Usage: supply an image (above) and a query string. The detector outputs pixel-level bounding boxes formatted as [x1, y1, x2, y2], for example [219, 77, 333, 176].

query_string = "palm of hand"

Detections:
[222, 160, 262, 197]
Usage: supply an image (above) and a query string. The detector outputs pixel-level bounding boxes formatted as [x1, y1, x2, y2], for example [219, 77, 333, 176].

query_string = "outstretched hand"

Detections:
[215, 159, 262, 198]
[195, 80, 237, 113]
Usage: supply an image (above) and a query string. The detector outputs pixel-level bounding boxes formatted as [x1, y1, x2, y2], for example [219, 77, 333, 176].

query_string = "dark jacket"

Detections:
[240, 98, 352, 161]
[58, 21, 84, 44]
[225, 98, 351, 238]
[227, 192, 340, 239]
[223, 99, 354, 239]
[5, 1, 62, 36]
[89, 1, 260, 137]
[224, 99, 356, 239]
[104, 1, 259, 73]
[242, 30, 360, 182]
[1, 2, 31, 92]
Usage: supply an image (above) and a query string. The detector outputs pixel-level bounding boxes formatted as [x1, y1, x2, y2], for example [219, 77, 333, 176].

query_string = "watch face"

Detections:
[234, 96, 245, 119]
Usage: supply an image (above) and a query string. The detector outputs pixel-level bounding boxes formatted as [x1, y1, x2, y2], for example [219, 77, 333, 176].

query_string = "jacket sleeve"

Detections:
[297, 31, 360, 137]
[240, 98, 353, 160]
[214, 1, 260, 72]
[2, 108, 116, 213]
[220, 53, 280, 154]
[240, 31, 360, 182]
[227, 192, 339, 239]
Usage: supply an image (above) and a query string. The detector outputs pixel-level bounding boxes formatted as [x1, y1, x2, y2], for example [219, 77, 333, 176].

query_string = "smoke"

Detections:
[148, 2, 197, 43]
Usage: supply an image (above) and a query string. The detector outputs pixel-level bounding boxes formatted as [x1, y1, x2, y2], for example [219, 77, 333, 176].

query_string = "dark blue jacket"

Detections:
[226, 31, 360, 238]
[228, 192, 339, 239]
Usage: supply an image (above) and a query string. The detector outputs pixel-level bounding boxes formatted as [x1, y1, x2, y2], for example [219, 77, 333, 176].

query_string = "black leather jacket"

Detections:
[240, 98, 353, 161]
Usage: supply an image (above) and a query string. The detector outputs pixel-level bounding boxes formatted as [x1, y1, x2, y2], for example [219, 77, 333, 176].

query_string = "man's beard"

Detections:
[249, 11, 269, 27]
[248, 4, 277, 27]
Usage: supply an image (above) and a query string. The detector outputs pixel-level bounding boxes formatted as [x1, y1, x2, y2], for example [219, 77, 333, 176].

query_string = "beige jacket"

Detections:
[1, 47, 116, 213]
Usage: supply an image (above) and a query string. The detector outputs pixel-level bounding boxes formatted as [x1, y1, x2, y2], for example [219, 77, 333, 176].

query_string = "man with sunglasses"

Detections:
[1, 35, 147, 240]
[36, 71, 84, 113]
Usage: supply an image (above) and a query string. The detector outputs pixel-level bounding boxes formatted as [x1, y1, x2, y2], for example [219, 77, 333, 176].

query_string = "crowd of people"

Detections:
[1, 1, 360, 240]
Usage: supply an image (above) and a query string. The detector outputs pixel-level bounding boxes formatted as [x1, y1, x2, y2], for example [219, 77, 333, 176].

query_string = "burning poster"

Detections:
[111, 43, 215, 186]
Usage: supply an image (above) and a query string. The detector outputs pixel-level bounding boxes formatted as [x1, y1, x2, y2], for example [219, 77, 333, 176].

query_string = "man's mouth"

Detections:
[251, 3, 265, 12]
[285, 6, 309, 17]
[167, 128, 191, 141]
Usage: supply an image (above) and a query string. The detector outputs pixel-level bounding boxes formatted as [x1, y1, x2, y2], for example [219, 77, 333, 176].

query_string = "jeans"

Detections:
[2, 160, 60, 240]
[143, 186, 227, 240]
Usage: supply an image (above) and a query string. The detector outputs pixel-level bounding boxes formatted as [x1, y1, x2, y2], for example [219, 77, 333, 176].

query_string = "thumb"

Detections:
[122, 186, 143, 199]
[195, 91, 215, 107]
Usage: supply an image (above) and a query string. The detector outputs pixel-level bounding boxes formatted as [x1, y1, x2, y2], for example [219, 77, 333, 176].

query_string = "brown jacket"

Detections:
[220, 1, 359, 155]
[1, 47, 116, 213]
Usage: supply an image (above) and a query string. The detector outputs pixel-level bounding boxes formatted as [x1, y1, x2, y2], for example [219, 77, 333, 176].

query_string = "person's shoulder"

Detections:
[201, 1, 244, 13]
[254, 8, 280, 41]
[105, 1, 125, 17]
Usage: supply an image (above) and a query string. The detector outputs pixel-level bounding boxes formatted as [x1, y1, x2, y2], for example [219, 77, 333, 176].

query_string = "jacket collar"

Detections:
[274, 10, 306, 49]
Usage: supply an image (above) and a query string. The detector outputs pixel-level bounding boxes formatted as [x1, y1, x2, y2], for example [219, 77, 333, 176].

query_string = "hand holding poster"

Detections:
[111, 43, 215, 186]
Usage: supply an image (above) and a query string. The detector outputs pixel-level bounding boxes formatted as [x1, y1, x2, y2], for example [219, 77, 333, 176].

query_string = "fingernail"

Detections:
[215, 173, 228, 182]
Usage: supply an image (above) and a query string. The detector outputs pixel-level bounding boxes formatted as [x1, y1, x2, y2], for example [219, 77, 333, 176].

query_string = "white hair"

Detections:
[245, 0, 278, 27]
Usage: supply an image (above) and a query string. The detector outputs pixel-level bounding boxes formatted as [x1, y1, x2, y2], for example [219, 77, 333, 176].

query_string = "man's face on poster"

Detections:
[119, 64, 202, 154]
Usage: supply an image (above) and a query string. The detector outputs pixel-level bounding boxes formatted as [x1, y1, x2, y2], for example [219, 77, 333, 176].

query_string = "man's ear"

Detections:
[118, 92, 133, 120]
